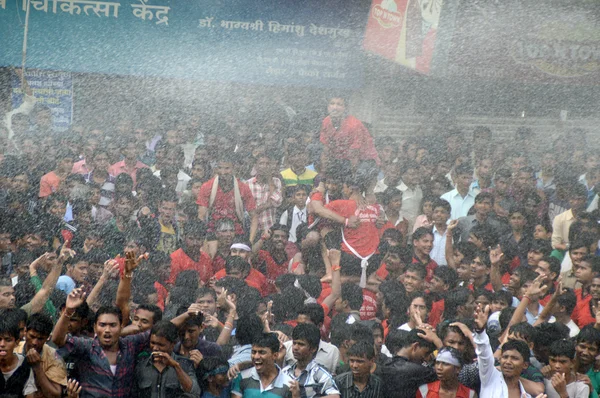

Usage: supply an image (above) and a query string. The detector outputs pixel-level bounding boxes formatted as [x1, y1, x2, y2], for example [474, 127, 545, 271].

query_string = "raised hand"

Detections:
[102, 259, 120, 278]
[447, 219, 459, 232]
[473, 303, 490, 331]
[124, 251, 148, 274]
[449, 322, 476, 348]
[187, 303, 204, 317]
[550, 372, 567, 396]
[58, 240, 76, 263]
[489, 245, 504, 266]
[66, 287, 87, 310]
[525, 275, 549, 301]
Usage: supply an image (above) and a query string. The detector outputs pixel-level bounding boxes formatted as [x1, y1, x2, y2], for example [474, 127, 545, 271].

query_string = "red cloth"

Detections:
[39, 171, 61, 198]
[320, 115, 380, 165]
[256, 250, 289, 284]
[212, 254, 226, 273]
[573, 288, 595, 328]
[169, 248, 213, 285]
[378, 219, 409, 238]
[375, 263, 389, 280]
[107, 160, 149, 186]
[360, 289, 378, 320]
[416, 381, 475, 398]
[469, 281, 494, 292]
[412, 256, 437, 283]
[325, 200, 380, 257]
[428, 299, 445, 329]
[196, 177, 256, 235]
[213, 268, 270, 297]
[154, 282, 168, 311]
[308, 191, 334, 231]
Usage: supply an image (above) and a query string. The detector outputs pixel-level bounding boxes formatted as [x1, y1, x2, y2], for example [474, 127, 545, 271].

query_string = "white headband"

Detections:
[230, 243, 251, 252]
[436, 350, 461, 367]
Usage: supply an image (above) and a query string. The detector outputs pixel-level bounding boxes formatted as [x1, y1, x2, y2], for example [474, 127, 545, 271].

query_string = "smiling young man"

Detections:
[282, 323, 340, 398]
[544, 339, 589, 398]
[411, 227, 437, 281]
[252, 224, 290, 285]
[232, 333, 294, 398]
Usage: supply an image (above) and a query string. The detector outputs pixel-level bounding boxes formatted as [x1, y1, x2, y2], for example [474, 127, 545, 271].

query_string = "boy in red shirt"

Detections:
[169, 220, 213, 285]
[251, 224, 290, 286]
[324, 175, 381, 287]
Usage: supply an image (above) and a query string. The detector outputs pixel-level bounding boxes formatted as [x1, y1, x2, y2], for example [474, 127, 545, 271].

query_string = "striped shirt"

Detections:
[280, 168, 318, 188]
[335, 371, 383, 398]
[57, 331, 150, 398]
[282, 360, 340, 398]
[232, 366, 293, 398]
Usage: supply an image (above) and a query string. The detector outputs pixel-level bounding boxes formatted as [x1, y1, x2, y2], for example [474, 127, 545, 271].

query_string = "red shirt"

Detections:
[320, 115, 380, 165]
[416, 381, 475, 398]
[107, 160, 149, 186]
[169, 248, 213, 285]
[325, 200, 380, 257]
[155, 282, 168, 311]
[412, 256, 437, 283]
[308, 191, 334, 231]
[196, 177, 256, 235]
[214, 268, 270, 297]
[39, 171, 61, 198]
[360, 289, 378, 320]
[573, 288, 595, 328]
[429, 299, 445, 329]
[256, 250, 289, 284]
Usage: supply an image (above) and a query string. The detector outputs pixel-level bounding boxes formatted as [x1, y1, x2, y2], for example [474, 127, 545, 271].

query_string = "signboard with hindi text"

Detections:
[0, 0, 369, 88]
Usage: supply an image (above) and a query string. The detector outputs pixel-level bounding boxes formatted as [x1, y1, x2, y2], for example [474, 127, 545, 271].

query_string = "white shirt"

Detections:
[440, 187, 480, 220]
[280, 206, 307, 243]
[544, 378, 589, 398]
[430, 225, 447, 266]
[283, 340, 339, 375]
[475, 331, 531, 398]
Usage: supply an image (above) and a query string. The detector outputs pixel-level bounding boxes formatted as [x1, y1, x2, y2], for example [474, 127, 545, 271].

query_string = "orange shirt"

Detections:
[325, 199, 380, 257]
[39, 171, 61, 198]
[214, 268, 270, 297]
[169, 248, 213, 285]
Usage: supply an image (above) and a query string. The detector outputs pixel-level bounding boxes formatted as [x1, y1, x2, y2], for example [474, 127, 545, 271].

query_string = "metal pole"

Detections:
[21, 0, 31, 80]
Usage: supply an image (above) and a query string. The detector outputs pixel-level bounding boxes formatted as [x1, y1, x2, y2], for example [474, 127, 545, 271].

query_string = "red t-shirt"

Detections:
[155, 282, 168, 311]
[308, 191, 334, 231]
[325, 200, 380, 257]
[196, 177, 256, 235]
[256, 250, 289, 284]
[360, 289, 378, 320]
[412, 256, 437, 283]
[429, 299, 445, 329]
[169, 248, 213, 285]
[573, 288, 595, 328]
[375, 263, 389, 280]
[320, 115, 380, 165]
[213, 268, 271, 297]
[39, 171, 61, 198]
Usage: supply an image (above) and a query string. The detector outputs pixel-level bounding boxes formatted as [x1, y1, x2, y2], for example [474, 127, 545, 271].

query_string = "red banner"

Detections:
[363, 0, 443, 74]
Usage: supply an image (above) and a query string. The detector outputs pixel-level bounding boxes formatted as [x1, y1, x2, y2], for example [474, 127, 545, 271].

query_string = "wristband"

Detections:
[124, 272, 133, 279]
[332, 265, 341, 272]
[522, 295, 531, 301]
[64, 309, 76, 319]
[474, 327, 485, 334]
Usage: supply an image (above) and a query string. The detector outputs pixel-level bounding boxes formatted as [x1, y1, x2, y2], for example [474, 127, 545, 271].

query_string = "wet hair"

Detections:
[225, 256, 251, 276]
[386, 328, 435, 354]
[95, 306, 123, 325]
[408, 291, 432, 312]
[136, 304, 163, 324]
[493, 290, 513, 307]
[183, 220, 207, 239]
[413, 227, 433, 242]
[347, 340, 375, 360]
[298, 303, 325, 326]
[404, 263, 427, 281]
[499, 307, 516, 332]
[576, 325, 600, 348]
[381, 188, 403, 206]
[297, 275, 323, 299]
[508, 204, 526, 217]
[501, 339, 530, 363]
[292, 322, 321, 351]
[253, 333, 281, 353]
[431, 198, 451, 214]
[196, 287, 217, 301]
[469, 224, 498, 248]
[455, 163, 474, 176]
[535, 322, 569, 350]
[0, 318, 20, 339]
[271, 289, 305, 323]
[443, 288, 473, 321]
[549, 339, 576, 360]
[350, 323, 375, 347]
[433, 266, 459, 289]
[529, 240, 553, 257]
[274, 274, 297, 292]
[341, 283, 364, 311]
[199, 356, 229, 387]
[556, 289, 577, 315]
[236, 315, 264, 346]
[475, 192, 495, 205]
[151, 321, 179, 343]
[26, 313, 53, 337]
[509, 322, 537, 344]
[0, 308, 28, 329]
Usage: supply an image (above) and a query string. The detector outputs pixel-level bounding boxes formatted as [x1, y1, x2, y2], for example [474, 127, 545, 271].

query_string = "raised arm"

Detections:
[30, 244, 74, 314]
[87, 260, 119, 312]
[116, 252, 148, 327]
[472, 304, 496, 386]
[249, 210, 258, 244]
[52, 288, 87, 347]
[489, 246, 505, 293]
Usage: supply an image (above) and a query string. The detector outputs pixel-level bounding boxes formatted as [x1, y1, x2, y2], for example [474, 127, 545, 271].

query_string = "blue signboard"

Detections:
[11, 69, 73, 131]
[0, 0, 368, 88]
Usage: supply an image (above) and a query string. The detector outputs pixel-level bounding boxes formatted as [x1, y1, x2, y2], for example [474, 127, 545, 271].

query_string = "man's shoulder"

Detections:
[440, 189, 457, 199]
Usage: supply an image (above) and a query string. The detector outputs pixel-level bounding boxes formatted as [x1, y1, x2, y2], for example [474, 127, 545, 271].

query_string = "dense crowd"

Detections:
[2, 71, 600, 398]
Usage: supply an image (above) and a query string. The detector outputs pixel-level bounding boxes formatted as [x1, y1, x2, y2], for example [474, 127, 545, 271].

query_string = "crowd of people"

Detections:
[2, 70, 600, 398]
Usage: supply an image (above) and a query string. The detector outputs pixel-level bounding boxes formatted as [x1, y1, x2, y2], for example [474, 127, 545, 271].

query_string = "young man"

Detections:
[552, 184, 588, 251]
[560, 240, 590, 290]
[544, 339, 589, 397]
[398, 162, 424, 232]
[334, 341, 383, 398]
[573, 326, 600, 393]
[429, 199, 451, 266]
[168, 220, 213, 285]
[107, 137, 149, 186]
[334, 283, 364, 325]
[455, 192, 508, 243]
[411, 227, 437, 281]
[376, 328, 437, 398]
[319, 96, 379, 168]
[280, 147, 318, 189]
[282, 323, 340, 397]
[134, 321, 200, 396]
[174, 311, 222, 362]
[247, 153, 284, 235]
[488, 168, 516, 219]
[252, 224, 290, 286]
[197, 152, 258, 242]
[56, 256, 89, 294]
[232, 333, 294, 398]
[39, 148, 76, 198]
[0, 317, 37, 396]
[402, 263, 427, 294]
[470, 252, 493, 292]
[15, 313, 67, 398]
[279, 185, 309, 245]
[473, 304, 532, 397]
[441, 164, 480, 220]
[536, 289, 580, 338]
[572, 256, 600, 328]
[156, 190, 180, 254]
[500, 206, 532, 266]
[416, 346, 475, 398]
